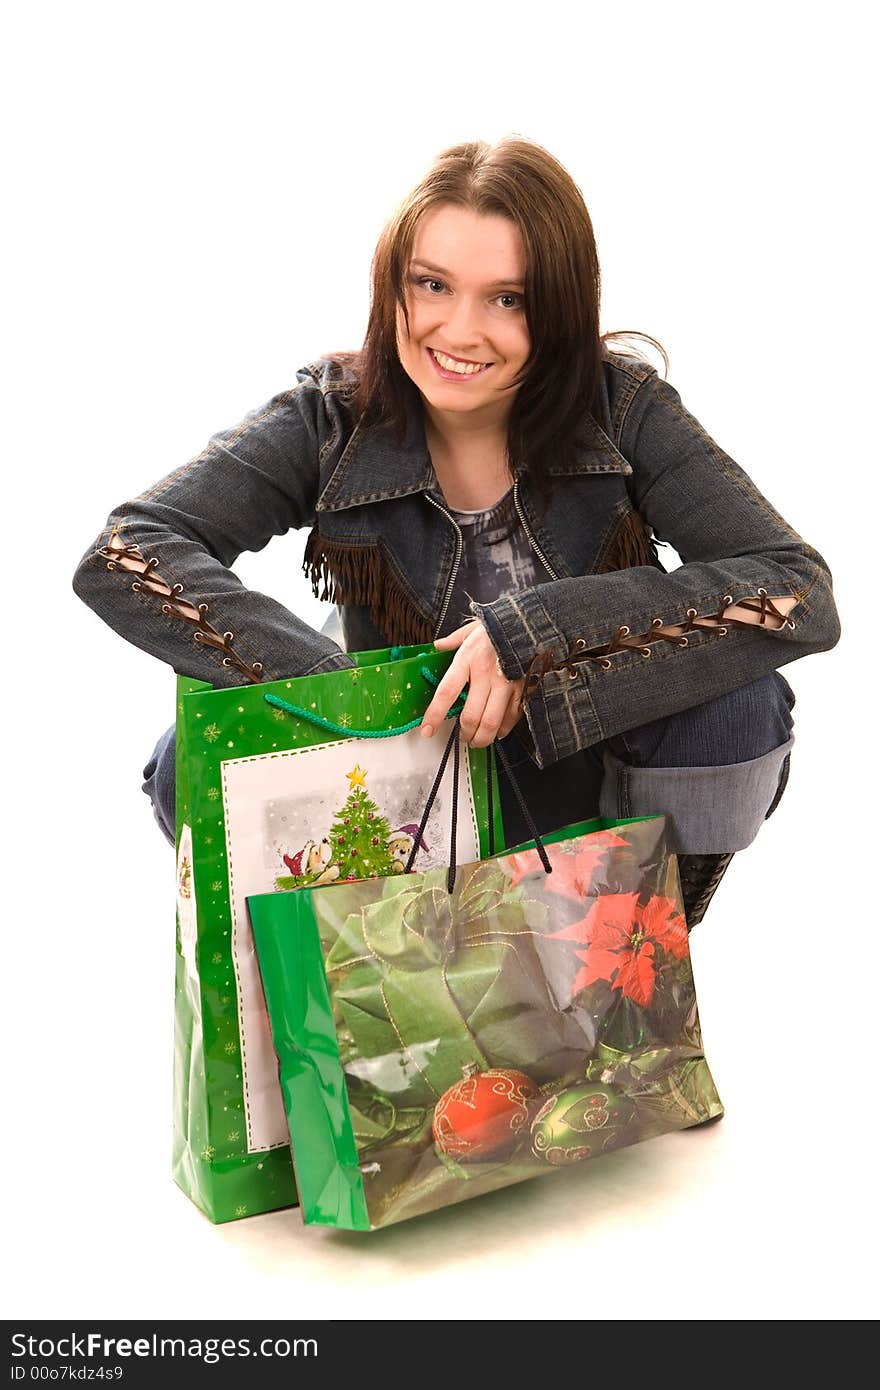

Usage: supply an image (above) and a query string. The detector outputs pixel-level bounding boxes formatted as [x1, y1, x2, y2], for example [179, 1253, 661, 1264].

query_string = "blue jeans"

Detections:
[142, 672, 795, 856]
[494, 670, 794, 851]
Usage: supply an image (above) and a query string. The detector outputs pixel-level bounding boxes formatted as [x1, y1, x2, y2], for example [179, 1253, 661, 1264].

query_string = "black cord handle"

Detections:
[405, 718, 552, 892]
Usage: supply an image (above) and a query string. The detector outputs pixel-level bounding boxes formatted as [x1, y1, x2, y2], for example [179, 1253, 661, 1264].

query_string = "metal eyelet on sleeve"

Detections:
[522, 589, 797, 704]
[98, 524, 266, 684]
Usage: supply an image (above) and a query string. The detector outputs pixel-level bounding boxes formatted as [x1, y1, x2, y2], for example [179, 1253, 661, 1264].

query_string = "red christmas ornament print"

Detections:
[433, 1065, 541, 1163]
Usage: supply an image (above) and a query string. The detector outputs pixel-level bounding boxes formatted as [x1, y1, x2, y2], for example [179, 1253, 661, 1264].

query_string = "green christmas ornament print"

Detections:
[530, 1084, 638, 1166]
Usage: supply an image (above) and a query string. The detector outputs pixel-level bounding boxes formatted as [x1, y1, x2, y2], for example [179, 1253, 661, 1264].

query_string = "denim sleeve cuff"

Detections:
[471, 589, 560, 680]
[472, 591, 604, 770]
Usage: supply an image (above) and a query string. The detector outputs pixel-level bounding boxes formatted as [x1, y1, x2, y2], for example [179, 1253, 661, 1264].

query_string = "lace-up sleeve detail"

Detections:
[97, 524, 266, 684]
[472, 362, 839, 770]
[523, 591, 796, 703]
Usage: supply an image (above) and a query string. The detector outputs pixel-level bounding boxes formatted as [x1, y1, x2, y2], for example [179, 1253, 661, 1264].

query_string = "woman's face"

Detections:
[395, 204, 530, 428]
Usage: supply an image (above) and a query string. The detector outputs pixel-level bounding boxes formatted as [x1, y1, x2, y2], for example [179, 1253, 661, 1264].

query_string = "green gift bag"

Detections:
[172, 644, 504, 1224]
[248, 720, 724, 1231]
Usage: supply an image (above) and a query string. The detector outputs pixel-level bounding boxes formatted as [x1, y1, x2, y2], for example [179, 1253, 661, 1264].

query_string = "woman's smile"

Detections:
[427, 347, 493, 379]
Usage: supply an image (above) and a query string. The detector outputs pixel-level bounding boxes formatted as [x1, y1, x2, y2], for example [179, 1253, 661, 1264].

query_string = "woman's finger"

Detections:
[433, 619, 479, 650]
[420, 621, 501, 737]
[468, 682, 513, 748]
[420, 646, 473, 735]
[496, 682, 526, 741]
[457, 677, 491, 746]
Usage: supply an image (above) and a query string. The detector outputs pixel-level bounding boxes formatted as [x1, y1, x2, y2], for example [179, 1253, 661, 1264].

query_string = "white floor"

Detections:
[8, 649, 875, 1322]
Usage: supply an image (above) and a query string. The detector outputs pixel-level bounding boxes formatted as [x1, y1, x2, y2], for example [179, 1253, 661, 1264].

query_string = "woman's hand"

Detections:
[420, 619, 527, 747]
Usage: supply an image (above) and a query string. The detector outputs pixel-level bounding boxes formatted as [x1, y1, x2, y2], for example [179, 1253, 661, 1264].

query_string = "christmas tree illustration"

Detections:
[329, 763, 395, 881]
[276, 762, 404, 890]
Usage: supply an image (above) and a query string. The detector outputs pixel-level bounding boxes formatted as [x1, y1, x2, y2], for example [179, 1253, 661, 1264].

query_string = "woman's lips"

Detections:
[427, 347, 492, 381]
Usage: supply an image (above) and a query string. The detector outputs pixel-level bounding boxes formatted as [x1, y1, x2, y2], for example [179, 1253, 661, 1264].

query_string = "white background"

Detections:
[5, 0, 876, 1322]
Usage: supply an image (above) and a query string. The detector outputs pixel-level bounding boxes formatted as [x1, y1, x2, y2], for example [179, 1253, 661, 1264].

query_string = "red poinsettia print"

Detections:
[550, 892, 689, 1007]
[506, 831, 629, 901]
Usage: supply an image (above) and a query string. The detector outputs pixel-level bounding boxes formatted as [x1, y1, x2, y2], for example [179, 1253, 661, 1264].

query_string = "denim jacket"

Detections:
[72, 349, 840, 770]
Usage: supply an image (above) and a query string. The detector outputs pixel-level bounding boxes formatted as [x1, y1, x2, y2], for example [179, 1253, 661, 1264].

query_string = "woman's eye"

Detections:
[413, 276, 522, 309]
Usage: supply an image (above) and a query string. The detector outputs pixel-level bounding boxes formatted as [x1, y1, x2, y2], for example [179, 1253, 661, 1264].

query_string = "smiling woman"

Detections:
[72, 133, 840, 932]
[397, 206, 532, 510]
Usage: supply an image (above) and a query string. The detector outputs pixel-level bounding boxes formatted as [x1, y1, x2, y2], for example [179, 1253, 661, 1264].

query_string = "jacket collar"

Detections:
[316, 379, 631, 514]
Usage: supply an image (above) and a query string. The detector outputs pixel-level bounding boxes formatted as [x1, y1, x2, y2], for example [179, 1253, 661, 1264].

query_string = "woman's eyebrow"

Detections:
[410, 258, 525, 289]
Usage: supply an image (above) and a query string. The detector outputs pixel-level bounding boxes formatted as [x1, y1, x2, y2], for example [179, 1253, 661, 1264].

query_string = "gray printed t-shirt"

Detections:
[440, 484, 605, 841]
[440, 485, 546, 635]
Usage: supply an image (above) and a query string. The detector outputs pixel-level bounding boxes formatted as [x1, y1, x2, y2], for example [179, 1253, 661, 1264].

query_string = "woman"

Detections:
[72, 136, 840, 927]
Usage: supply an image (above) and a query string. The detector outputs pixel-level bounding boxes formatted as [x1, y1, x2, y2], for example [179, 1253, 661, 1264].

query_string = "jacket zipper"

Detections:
[424, 493, 464, 640]
[513, 478, 560, 580]
[426, 480, 560, 641]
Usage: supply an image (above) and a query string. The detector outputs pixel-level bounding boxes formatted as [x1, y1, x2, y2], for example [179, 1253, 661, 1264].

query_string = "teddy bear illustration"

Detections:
[386, 823, 430, 873]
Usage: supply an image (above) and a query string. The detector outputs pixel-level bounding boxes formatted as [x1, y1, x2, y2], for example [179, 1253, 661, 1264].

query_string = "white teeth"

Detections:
[431, 349, 488, 376]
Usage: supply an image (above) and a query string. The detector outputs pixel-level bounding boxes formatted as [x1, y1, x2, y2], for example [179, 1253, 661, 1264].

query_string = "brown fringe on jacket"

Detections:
[304, 505, 657, 648]
[302, 529, 436, 645]
[596, 506, 658, 574]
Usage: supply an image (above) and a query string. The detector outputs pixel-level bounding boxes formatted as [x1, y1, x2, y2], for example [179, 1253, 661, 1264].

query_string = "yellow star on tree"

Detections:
[346, 763, 368, 789]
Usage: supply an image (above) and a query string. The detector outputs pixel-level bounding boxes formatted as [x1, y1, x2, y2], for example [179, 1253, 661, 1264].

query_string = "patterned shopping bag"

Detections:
[248, 720, 723, 1231]
[172, 644, 503, 1223]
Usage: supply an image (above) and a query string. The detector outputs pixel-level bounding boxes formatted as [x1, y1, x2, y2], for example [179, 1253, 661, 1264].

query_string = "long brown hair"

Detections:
[326, 136, 666, 510]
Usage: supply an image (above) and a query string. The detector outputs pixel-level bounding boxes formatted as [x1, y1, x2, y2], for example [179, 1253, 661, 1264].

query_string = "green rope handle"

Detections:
[263, 656, 466, 739]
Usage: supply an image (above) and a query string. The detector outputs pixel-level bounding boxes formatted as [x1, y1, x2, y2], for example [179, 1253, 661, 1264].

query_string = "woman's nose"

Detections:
[443, 295, 486, 349]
